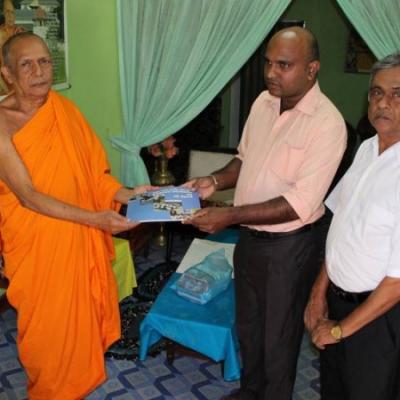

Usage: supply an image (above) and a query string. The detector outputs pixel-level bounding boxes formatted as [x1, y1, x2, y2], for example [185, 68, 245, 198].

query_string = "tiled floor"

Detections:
[0, 235, 321, 399]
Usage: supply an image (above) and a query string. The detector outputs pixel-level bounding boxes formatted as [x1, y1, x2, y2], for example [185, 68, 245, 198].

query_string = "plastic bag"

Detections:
[173, 249, 233, 304]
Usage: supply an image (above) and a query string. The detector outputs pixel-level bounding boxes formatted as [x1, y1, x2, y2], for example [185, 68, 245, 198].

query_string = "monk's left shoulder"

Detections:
[51, 91, 85, 120]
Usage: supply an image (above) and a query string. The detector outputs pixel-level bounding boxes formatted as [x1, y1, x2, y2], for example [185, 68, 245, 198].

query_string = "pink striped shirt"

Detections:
[234, 82, 347, 232]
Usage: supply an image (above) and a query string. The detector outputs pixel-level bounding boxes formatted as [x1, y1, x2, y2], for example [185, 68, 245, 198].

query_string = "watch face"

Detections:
[331, 325, 342, 340]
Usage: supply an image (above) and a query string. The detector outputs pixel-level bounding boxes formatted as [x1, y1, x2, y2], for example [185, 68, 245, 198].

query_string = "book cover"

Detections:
[126, 187, 201, 222]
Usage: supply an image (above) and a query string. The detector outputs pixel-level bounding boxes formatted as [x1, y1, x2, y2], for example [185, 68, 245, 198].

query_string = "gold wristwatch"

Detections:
[330, 324, 343, 341]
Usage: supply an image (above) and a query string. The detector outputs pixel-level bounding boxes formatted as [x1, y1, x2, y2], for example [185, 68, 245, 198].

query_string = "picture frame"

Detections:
[0, 0, 68, 96]
[274, 19, 306, 31]
[345, 29, 376, 74]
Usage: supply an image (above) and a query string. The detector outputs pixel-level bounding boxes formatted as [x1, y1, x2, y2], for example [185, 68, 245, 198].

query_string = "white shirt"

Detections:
[326, 135, 400, 292]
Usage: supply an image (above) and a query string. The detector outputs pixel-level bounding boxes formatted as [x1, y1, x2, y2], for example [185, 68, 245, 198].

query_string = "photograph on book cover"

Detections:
[127, 187, 200, 222]
[0, 0, 68, 96]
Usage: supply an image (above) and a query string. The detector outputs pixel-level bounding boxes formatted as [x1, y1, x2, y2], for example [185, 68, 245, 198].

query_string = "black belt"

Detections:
[244, 222, 316, 240]
[329, 281, 371, 304]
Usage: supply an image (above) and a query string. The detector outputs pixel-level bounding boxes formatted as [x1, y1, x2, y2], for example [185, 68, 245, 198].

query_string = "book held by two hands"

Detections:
[126, 186, 201, 222]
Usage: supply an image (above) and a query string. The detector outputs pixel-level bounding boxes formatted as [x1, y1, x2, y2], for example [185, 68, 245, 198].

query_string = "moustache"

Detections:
[266, 79, 280, 87]
[373, 110, 391, 119]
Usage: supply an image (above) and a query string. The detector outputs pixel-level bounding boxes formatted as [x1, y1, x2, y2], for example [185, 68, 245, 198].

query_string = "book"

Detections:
[126, 187, 201, 222]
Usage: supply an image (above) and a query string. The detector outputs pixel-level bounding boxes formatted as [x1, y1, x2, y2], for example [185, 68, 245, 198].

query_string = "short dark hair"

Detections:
[370, 52, 400, 85]
[308, 33, 320, 62]
[2, 32, 47, 67]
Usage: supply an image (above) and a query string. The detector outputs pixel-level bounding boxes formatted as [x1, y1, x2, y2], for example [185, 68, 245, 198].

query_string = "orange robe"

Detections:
[0, 91, 122, 399]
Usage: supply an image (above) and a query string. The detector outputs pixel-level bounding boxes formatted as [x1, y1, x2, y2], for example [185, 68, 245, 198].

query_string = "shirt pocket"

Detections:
[357, 203, 394, 258]
[269, 138, 306, 184]
[363, 203, 394, 233]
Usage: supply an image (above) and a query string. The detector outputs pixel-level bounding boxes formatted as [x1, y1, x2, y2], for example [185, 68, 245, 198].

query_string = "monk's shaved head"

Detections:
[2, 32, 49, 69]
[0, 31, 53, 99]
[269, 27, 319, 62]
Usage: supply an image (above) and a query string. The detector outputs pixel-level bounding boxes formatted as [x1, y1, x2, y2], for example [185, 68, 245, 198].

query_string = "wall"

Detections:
[63, 0, 123, 178]
[64, 0, 370, 175]
[282, 0, 370, 127]
[220, 0, 372, 145]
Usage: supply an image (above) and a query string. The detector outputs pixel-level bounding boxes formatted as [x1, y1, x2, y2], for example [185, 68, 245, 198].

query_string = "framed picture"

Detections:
[0, 0, 68, 96]
[345, 29, 376, 74]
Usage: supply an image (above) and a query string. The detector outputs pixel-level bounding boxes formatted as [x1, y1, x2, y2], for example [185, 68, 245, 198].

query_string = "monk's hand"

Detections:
[311, 319, 338, 350]
[92, 210, 139, 234]
[182, 176, 216, 200]
[114, 185, 159, 204]
[182, 207, 231, 234]
[304, 295, 328, 333]
[131, 185, 158, 196]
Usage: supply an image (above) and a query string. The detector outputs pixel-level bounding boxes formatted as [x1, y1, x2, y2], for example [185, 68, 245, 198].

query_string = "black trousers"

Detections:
[320, 286, 400, 400]
[233, 226, 322, 400]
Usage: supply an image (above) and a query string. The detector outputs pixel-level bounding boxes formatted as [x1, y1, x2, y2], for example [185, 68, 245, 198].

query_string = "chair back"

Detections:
[188, 149, 236, 204]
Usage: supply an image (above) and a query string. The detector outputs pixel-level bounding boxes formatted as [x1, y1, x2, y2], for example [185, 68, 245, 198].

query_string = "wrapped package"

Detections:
[173, 249, 233, 304]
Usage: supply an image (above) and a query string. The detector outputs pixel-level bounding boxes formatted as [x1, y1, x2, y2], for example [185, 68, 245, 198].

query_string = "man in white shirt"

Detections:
[304, 53, 400, 400]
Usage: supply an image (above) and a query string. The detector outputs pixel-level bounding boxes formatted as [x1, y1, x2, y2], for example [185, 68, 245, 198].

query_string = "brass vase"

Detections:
[151, 155, 175, 247]
[151, 155, 175, 186]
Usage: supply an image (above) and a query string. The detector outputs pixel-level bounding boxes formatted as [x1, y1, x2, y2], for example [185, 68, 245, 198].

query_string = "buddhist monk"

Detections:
[0, 124, 139, 233]
[0, 32, 152, 399]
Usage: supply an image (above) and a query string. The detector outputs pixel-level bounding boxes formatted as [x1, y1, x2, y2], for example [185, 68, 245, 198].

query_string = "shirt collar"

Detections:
[265, 81, 321, 116]
[372, 134, 400, 162]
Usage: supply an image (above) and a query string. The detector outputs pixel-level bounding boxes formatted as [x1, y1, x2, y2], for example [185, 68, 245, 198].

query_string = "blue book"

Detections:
[126, 187, 201, 222]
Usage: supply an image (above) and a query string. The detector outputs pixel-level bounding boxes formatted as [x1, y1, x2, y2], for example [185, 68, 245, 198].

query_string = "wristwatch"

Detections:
[330, 324, 343, 341]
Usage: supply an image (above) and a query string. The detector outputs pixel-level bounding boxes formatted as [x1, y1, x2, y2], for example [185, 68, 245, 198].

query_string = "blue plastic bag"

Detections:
[173, 249, 233, 304]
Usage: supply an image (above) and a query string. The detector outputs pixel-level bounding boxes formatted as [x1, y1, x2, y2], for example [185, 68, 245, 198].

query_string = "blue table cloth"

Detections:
[139, 229, 240, 381]
[139, 273, 239, 381]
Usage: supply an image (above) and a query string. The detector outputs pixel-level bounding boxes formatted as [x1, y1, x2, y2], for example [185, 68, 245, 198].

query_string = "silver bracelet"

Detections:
[209, 174, 218, 186]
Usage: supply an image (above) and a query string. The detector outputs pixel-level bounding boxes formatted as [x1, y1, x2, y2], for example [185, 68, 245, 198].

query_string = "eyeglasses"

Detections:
[368, 87, 400, 104]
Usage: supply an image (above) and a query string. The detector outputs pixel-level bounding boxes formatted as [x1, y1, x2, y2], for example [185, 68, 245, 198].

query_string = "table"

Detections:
[112, 237, 137, 302]
[139, 229, 240, 381]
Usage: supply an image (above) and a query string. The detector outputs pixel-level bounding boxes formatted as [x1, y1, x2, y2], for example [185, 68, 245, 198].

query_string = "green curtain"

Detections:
[336, 0, 400, 59]
[114, 0, 290, 186]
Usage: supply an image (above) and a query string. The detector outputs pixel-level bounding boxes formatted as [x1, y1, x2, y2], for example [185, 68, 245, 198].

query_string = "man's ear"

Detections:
[308, 60, 320, 79]
[1, 65, 12, 85]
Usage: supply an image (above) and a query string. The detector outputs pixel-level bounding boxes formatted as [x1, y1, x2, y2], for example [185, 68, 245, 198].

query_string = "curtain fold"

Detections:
[336, 0, 400, 59]
[114, 0, 290, 186]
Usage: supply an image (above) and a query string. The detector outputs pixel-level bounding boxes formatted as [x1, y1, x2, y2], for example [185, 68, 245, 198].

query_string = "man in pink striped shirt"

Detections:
[185, 27, 346, 400]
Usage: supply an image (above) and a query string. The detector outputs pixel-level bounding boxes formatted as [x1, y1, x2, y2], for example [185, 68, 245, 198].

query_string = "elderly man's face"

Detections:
[368, 66, 400, 137]
[2, 36, 53, 98]
[264, 33, 319, 103]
